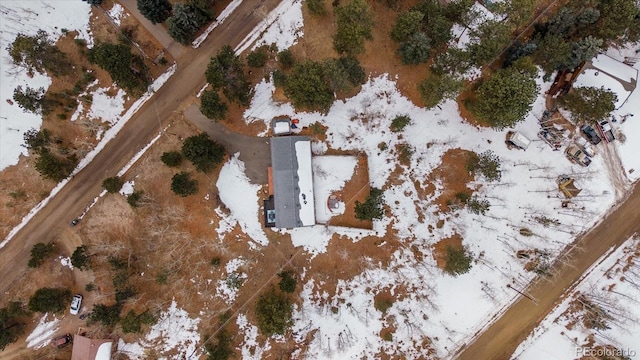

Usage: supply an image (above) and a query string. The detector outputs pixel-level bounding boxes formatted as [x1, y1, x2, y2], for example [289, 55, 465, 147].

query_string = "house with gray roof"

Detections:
[268, 136, 315, 228]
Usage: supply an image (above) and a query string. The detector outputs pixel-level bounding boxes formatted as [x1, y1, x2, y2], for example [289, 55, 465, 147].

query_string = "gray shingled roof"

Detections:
[270, 136, 309, 228]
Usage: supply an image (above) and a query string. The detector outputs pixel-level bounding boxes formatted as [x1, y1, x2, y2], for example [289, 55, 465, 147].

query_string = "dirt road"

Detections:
[0, 0, 282, 295]
[455, 182, 640, 360]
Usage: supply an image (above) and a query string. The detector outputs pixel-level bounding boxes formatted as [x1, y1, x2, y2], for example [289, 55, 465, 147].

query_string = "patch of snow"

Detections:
[108, 3, 127, 27]
[192, 0, 245, 48]
[214, 207, 236, 236]
[59, 256, 73, 269]
[312, 156, 358, 223]
[119, 180, 135, 196]
[25, 313, 60, 349]
[216, 153, 269, 246]
[0, 0, 92, 170]
[237, 314, 271, 358]
[216, 257, 248, 302]
[251, 0, 304, 51]
[89, 87, 127, 125]
[235, 0, 304, 54]
[243, 78, 296, 136]
[0, 65, 176, 249]
[118, 300, 201, 359]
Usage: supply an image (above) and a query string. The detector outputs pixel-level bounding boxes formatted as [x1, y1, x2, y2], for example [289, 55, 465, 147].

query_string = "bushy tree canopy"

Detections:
[284, 60, 334, 112]
[391, 10, 424, 42]
[171, 172, 199, 197]
[354, 187, 385, 220]
[71, 245, 91, 270]
[137, 0, 172, 24]
[418, 73, 462, 108]
[167, 2, 211, 44]
[468, 19, 512, 66]
[399, 31, 431, 64]
[332, 0, 374, 55]
[89, 43, 148, 94]
[34, 150, 76, 182]
[472, 60, 539, 128]
[255, 287, 293, 336]
[559, 86, 617, 124]
[200, 90, 228, 121]
[443, 245, 473, 276]
[161, 151, 183, 167]
[13, 86, 46, 115]
[7, 30, 71, 76]
[28, 243, 56, 268]
[28, 288, 71, 313]
[205, 46, 252, 105]
[181, 133, 226, 172]
[0, 302, 26, 351]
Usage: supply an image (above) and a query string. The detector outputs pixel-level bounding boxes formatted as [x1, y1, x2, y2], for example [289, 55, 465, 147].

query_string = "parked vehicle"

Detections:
[566, 144, 592, 166]
[70, 294, 83, 315]
[582, 143, 597, 158]
[50, 334, 72, 348]
[581, 125, 601, 145]
[506, 131, 531, 150]
[597, 120, 615, 142]
[70, 218, 79, 226]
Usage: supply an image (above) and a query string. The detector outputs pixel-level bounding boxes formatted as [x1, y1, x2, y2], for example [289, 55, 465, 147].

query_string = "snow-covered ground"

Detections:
[25, 313, 60, 349]
[117, 300, 202, 359]
[0, 1, 92, 170]
[512, 235, 640, 360]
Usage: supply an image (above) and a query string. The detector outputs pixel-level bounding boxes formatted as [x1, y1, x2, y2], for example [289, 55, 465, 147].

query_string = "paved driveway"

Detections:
[184, 105, 271, 184]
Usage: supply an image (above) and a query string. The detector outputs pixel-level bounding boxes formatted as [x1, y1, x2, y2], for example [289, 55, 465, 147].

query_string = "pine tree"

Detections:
[137, 0, 172, 24]
[399, 32, 431, 64]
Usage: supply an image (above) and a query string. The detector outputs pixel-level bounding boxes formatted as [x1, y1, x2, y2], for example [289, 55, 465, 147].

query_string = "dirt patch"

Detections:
[326, 154, 372, 229]
[428, 148, 477, 213]
[432, 233, 463, 270]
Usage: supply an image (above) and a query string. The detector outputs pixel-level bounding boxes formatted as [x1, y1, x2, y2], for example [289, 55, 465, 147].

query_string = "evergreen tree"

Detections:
[354, 187, 385, 220]
[28, 243, 56, 268]
[171, 172, 198, 196]
[23, 128, 51, 154]
[399, 31, 431, 64]
[277, 49, 295, 69]
[306, 0, 327, 16]
[332, 0, 374, 55]
[205, 46, 252, 105]
[71, 245, 91, 270]
[13, 86, 46, 115]
[254, 287, 293, 336]
[7, 30, 72, 76]
[443, 245, 473, 276]
[472, 60, 539, 128]
[161, 151, 183, 167]
[559, 86, 617, 124]
[167, 2, 211, 44]
[34, 150, 76, 182]
[247, 47, 268, 68]
[284, 60, 334, 112]
[28, 288, 71, 313]
[0, 302, 26, 351]
[468, 20, 512, 66]
[418, 73, 462, 108]
[89, 43, 148, 94]
[102, 176, 124, 193]
[181, 133, 226, 172]
[390, 10, 424, 43]
[200, 90, 228, 121]
[137, 0, 172, 24]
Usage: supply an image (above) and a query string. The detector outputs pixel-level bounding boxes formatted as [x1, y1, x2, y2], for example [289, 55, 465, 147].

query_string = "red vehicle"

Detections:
[597, 120, 615, 143]
[50, 333, 72, 348]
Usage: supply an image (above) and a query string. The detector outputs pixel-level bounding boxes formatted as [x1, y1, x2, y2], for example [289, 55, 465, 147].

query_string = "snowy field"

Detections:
[512, 235, 640, 360]
[0, 0, 92, 170]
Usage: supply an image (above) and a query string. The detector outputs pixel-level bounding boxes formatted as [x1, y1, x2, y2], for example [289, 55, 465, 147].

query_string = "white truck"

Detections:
[597, 119, 615, 143]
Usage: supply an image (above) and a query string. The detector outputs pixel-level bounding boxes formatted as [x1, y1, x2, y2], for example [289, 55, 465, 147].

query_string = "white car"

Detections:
[70, 294, 83, 315]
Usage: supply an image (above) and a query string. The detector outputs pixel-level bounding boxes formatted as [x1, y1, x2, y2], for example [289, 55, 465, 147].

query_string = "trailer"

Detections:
[506, 131, 531, 150]
[597, 119, 615, 143]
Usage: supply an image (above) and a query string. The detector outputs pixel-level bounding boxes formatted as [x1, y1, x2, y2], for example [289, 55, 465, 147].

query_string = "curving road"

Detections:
[0, 0, 281, 295]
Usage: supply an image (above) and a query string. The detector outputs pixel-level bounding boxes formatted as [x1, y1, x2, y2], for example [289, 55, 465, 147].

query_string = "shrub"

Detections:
[277, 49, 295, 69]
[181, 133, 226, 172]
[171, 172, 198, 196]
[390, 115, 411, 132]
[278, 270, 297, 293]
[28, 242, 56, 268]
[374, 297, 394, 313]
[121, 310, 156, 333]
[200, 90, 228, 121]
[443, 245, 473, 276]
[354, 187, 385, 220]
[28, 288, 71, 313]
[71, 245, 91, 270]
[102, 176, 123, 193]
[161, 151, 183, 167]
[89, 303, 122, 327]
[306, 0, 327, 16]
[399, 32, 431, 64]
[254, 287, 293, 336]
[466, 196, 490, 215]
[85, 283, 95, 292]
[418, 73, 462, 109]
[127, 191, 144, 208]
[204, 328, 234, 360]
[0, 302, 26, 350]
[332, 0, 374, 55]
[211, 256, 221, 266]
[247, 47, 268, 67]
